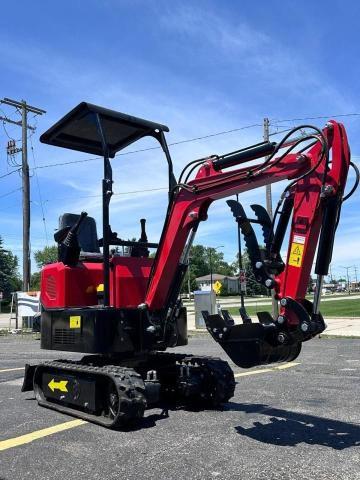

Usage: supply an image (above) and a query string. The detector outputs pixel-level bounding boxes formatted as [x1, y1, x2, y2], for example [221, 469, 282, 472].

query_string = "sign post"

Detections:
[239, 270, 246, 293]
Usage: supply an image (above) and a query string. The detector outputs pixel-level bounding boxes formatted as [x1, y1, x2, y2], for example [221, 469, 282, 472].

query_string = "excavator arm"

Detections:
[145, 121, 351, 367]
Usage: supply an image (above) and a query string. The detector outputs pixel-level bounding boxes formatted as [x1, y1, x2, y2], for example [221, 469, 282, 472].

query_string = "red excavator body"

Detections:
[22, 102, 357, 428]
[41, 257, 153, 310]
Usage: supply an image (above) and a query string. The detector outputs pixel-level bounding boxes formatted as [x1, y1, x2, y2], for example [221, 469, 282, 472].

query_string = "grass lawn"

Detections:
[227, 297, 360, 318]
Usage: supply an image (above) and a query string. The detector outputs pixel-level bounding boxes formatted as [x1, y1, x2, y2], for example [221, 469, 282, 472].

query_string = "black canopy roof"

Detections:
[40, 102, 169, 158]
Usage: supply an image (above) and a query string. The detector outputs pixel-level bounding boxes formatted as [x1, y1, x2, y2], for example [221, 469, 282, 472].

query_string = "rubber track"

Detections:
[33, 360, 146, 428]
[33, 353, 235, 428]
[147, 352, 236, 406]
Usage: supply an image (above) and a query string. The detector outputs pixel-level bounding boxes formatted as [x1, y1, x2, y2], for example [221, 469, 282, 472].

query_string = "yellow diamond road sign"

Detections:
[213, 281, 222, 294]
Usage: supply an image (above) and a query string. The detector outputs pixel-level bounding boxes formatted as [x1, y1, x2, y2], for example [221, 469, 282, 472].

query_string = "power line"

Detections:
[11, 112, 360, 203]
[271, 113, 360, 123]
[0, 168, 21, 179]
[340, 265, 356, 295]
[0, 187, 22, 199]
[0, 232, 47, 240]
[29, 112, 360, 172]
[32, 123, 263, 171]
[2, 110, 360, 209]
[0, 201, 20, 213]
[169, 123, 262, 144]
[43, 186, 168, 204]
[29, 136, 49, 245]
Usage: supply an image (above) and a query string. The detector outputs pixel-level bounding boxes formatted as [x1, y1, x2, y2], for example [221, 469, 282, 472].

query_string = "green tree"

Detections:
[182, 244, 235, 293]
[30, 245, 58, 290]
[34, 245, 58, 269]
[219, 282, 229, 296]
[0, 237, 21, 299]
[231, 250, 268, 296]
[30, 271, 41, 290]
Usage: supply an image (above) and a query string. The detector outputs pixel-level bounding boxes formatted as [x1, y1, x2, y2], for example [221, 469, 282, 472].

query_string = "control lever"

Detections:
[131, 218, 150, 258]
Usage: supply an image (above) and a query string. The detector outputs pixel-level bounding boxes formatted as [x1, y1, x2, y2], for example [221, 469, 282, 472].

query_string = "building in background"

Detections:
[195, 274, 239, 294]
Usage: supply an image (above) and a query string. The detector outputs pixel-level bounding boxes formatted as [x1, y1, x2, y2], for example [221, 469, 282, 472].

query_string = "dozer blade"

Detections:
[202, 311, 301, 368]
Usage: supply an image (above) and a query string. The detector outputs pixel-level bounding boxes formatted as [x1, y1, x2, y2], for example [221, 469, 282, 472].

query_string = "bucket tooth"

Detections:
[239, 306, 252, 324]
[257, 311, 275, 325]
[221, 309, 235, 326]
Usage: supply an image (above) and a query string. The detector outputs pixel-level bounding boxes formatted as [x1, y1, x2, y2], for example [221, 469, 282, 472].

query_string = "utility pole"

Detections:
[263, 117, 278, 317]
[0, 98, 46, 291]
[21, 102, 30, 292]
[340, 265, 354, 295]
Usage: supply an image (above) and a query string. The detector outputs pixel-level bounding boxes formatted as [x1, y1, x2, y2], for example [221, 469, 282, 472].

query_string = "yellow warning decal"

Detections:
[289, 242, 305, 267]
[69, 315, 81, 329]
[48, 379, 68, 393]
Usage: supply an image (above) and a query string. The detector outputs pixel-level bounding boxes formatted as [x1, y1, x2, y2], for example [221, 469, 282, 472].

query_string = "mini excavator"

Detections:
[22, 102, 358, 428]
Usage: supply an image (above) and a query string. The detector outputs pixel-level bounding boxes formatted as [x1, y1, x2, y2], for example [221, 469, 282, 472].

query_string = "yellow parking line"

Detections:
[0, 419, 87, 452]
[0, 367, 25, 373]
[234, 361, 300, 378]
[274, 362, 301, 370]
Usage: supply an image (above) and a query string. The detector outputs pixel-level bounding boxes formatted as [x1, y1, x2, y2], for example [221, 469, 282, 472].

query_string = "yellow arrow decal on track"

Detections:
[48, 378, 68, 393]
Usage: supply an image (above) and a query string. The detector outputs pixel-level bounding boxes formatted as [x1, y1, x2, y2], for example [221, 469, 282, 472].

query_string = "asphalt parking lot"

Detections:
[0, 335, 359, 480]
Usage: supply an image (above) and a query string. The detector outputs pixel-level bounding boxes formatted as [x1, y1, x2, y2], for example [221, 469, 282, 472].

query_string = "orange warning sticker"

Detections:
[289, 242, 304, 267]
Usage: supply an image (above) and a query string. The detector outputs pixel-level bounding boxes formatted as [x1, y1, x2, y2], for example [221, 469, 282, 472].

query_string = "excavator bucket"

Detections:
[202, 311, 301, 368]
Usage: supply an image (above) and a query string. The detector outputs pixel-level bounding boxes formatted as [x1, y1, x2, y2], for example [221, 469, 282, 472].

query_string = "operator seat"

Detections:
[58, 213, 101, 259]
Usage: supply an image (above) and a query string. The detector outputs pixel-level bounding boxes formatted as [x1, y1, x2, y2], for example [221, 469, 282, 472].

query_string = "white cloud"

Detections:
[159, 4, 356, 113]
[1, 4, 359, 275]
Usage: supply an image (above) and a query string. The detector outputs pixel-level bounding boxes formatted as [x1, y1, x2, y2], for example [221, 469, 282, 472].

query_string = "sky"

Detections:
[0, 0, 359, 282]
